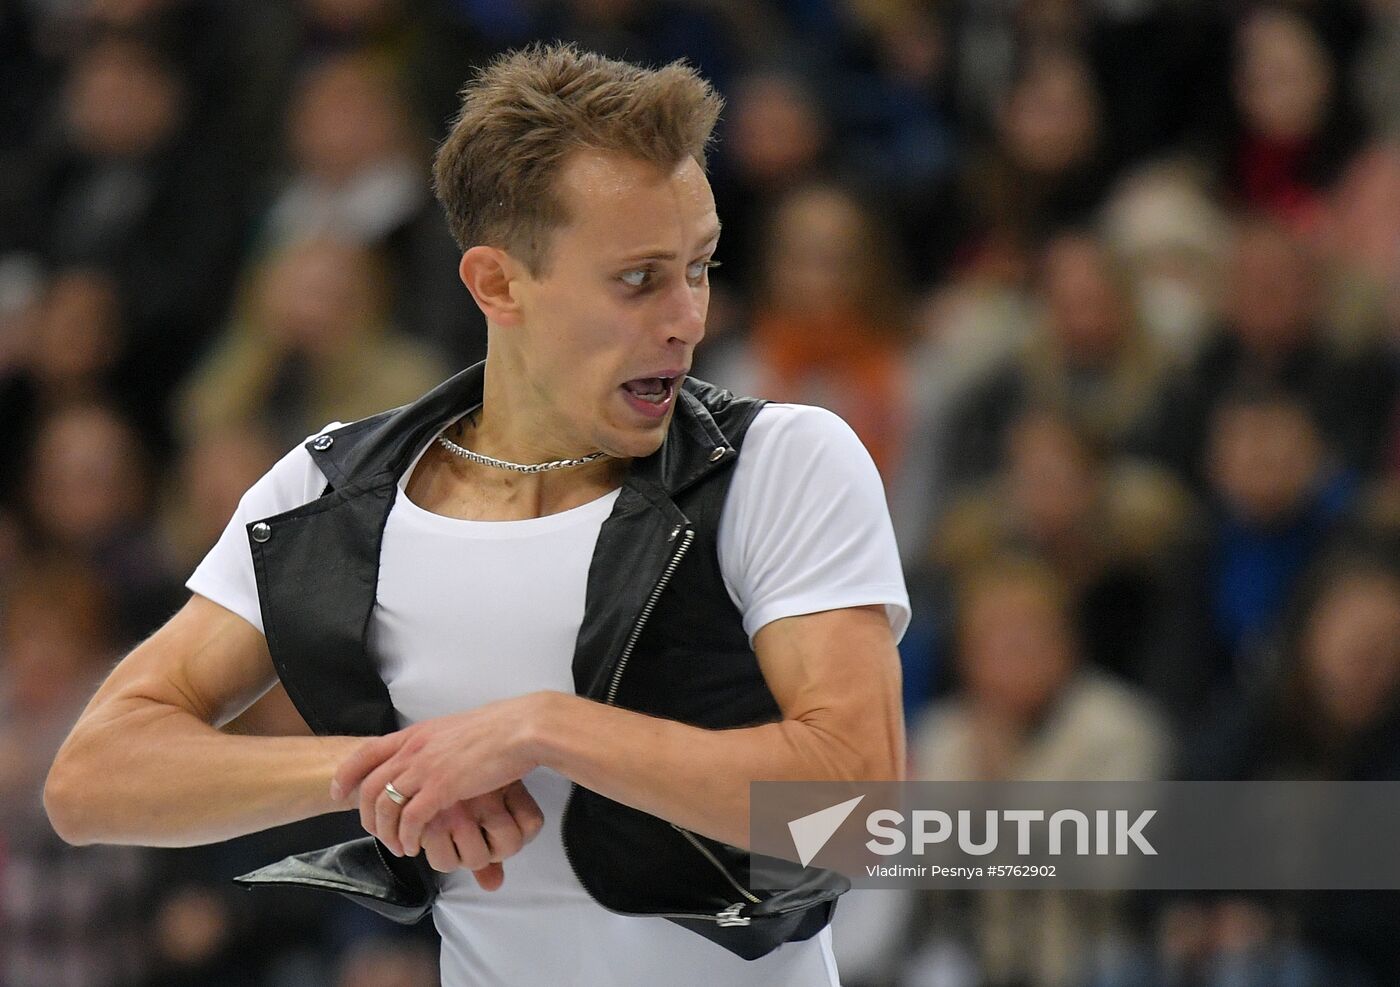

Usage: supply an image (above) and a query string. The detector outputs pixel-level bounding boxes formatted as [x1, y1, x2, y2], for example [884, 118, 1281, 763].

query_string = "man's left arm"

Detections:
[336, 602, 904, 856]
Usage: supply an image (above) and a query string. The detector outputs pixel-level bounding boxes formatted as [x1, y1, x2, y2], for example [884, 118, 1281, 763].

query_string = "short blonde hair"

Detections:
[953, 555, 1073, 640]
[432, 42, 723, 274]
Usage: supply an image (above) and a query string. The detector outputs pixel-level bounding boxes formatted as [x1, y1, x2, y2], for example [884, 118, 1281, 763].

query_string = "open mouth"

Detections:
[621, 376, 676, 404]
[619, 374, 682, 419]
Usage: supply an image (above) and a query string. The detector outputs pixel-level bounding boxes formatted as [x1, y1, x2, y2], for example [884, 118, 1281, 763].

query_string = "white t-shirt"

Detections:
[189, 402, 910, 987]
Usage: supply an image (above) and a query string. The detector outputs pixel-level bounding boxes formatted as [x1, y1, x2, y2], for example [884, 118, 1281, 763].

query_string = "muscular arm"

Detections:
[537, 604, 906, 847]
[342, 603, 905, 854]
[45, 593, 358, 847]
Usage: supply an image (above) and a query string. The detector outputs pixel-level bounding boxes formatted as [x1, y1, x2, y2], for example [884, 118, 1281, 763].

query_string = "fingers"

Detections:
[331, 733, 404, 803]
[444, 807, 492, 872]
[352, 787, 546, 897]
[453, 784, 542, 891]
[502, 781, 546, 846]
[476, 802, 524, 862]
[407, 803, 503, 884]
[352, 766, 542, 871]
[472, 862, 505, 892]
[375, 778, 415, 855]
[476, 783, 542, 862]
[358, 754, 424, 855]
[397, 784, 448, 858]
[420, 817, 461, 874]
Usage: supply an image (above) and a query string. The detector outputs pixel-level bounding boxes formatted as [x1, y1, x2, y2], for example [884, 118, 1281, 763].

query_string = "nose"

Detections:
[663, 278, 707, 348]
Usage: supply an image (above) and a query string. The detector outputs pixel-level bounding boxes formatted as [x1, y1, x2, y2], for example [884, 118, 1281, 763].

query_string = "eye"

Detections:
[687, 259, 721, 284]
[619, 268, 651, 288]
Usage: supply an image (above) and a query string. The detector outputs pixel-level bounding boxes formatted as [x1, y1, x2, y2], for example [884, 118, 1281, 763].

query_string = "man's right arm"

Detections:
[45, 593, 359, 847]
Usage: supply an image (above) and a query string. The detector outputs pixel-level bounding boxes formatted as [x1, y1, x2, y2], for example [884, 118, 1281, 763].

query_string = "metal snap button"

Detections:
[312, 435, 334, 451]
[708, 447, 726, 462]
[251, 522, 272, 543]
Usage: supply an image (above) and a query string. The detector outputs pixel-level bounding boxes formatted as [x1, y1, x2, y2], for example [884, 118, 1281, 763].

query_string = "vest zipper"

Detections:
[604, 528, 695, 705]
[563, 526, 754, 927]
[671, 823, 762, 905]
[373, 838, 413, 891]
[634, 530, 760, 910]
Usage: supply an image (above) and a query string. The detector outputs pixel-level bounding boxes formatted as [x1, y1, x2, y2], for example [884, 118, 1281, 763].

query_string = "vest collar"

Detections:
[307, 360, 739, 498]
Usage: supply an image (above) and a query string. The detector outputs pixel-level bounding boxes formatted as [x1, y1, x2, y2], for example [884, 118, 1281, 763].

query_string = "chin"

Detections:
[602, 420, 671, 460]
[612, 432, 669, 461]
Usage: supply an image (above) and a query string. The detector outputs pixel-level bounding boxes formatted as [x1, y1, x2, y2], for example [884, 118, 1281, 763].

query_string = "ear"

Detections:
[459, 246, 526, 327]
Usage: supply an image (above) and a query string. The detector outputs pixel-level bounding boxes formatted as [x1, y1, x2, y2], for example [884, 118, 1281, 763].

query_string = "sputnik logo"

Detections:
[787, 795, 865, 866]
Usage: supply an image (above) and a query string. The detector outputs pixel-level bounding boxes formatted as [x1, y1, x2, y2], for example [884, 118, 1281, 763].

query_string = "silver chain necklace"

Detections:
[436, 424, 606, 474]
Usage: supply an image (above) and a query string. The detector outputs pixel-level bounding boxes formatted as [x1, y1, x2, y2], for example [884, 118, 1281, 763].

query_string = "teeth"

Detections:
[624, 377, 671, 404]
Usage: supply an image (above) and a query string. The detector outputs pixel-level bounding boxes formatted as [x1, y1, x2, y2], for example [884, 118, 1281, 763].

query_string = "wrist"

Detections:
[517, 690, 571, 769]
[320, 735, 364, 807]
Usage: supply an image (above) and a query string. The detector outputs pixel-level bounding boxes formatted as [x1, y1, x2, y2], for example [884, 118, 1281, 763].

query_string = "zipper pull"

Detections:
[716, 902, 751, 927]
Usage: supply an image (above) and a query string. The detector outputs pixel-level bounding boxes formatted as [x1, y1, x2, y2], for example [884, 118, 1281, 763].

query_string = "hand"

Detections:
[330, 693, 553, 857]
[417, 781, 545, 889]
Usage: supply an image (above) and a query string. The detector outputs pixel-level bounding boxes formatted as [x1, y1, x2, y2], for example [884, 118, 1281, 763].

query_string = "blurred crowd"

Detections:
[4, 0, 1400, 984]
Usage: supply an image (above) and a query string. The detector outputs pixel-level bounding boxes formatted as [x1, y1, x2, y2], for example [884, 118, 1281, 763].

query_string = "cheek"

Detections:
[533, 309, 631, 394]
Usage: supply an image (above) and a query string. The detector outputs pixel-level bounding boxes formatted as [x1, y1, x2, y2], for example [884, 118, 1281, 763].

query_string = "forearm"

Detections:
[529, 692, 904, 849]
[46, 696, 357, 847]
[341, 609, 906, 860]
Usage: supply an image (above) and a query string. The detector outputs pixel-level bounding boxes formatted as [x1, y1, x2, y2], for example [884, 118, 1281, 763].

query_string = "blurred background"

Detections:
[4, 0, 1400, 984]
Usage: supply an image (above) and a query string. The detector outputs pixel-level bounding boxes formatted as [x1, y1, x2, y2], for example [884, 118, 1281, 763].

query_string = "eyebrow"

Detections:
[616, 223, 722, 264]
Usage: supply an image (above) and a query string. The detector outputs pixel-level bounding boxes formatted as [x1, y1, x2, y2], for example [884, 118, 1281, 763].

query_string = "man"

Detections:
[46, 44, 909, 984]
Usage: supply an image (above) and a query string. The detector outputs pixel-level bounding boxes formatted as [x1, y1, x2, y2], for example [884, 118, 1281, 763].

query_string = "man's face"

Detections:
[506, 151, 720, 459]
[961, 578, 1076, 725]
[1207, 400, 1322, 525]
[1227, 227, 1315, 353]
[1305, 575, 1400, 733]
[1041, 235, 1126, 362]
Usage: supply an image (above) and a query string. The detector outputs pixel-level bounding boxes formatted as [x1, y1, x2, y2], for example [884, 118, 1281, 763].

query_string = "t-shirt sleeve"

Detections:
[185, 426, 340, 634]
[718, 404, 912, 644]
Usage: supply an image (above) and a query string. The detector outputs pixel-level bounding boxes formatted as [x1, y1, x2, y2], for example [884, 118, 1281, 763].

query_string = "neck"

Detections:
[475, 355, 579, 456]
[447, 359, 629, 493]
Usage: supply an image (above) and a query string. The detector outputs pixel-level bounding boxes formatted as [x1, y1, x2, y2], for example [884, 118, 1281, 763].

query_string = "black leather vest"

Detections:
[233, 362, 848, 960]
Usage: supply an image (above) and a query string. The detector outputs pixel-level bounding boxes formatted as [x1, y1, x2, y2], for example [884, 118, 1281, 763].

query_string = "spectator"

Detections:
[817, 2, 959, 283]
[1137, 215, 1396, 485]
[707, 68, 832, 308]
[1224, 6, 1368, 232]
[0, 555, 155, 987]
[944, 231, 1170, 490]
[1167, 554, 1400, 986]
[707, 182, 914, 481]
[177, 237, 448, 450]
[906, 557, 1172, 986]
[29, 33, 248, 424]
[1159, 386, 1358, 719]
[1189, 552, 1400, 781]
[0, 267, 127, 506]
[23, 402, 182, 644]
[1319, 141, 1400, 345]
[257, 51, 483, 364]
[1099, 160, 1232, 361]
[889, 242, 1035, 565]
[955, 46, 1115, 267]
[4, 5, 1400, 983]
[935, 408, 1195, 706]
[156, 425, 281, 577]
